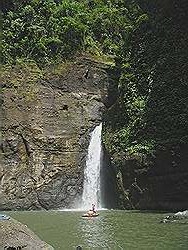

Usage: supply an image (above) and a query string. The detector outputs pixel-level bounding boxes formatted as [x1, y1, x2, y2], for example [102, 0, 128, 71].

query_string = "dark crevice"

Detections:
[20, 134, 31, 157]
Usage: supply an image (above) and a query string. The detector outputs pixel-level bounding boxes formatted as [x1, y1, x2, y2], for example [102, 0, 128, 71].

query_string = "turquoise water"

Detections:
[5, 210, 188, 249]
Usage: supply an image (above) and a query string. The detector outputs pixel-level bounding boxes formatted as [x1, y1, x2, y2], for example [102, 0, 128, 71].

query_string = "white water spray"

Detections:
[81, 123, 102, 210]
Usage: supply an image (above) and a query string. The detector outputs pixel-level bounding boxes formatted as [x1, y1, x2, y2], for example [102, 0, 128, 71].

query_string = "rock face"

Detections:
[0, 217, 53, 249]
[0, 56, 109, 210]
[161, 210, 188, 223]
[103, 0, 188, 211]
[117, 144, 188, 210]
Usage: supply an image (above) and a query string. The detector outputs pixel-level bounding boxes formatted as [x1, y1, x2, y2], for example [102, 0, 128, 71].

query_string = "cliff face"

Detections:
[103, 0, 188, 210]
[0, 56, 108, 210]
[118, 144, 188, 211]
[0, 217, 53, 249]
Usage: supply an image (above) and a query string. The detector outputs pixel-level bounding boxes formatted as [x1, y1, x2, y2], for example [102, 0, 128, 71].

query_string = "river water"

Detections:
[6, 210, 188, 249]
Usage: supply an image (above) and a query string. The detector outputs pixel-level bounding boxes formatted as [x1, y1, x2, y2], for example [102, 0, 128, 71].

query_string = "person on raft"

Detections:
[92, 204, 96, 213]
[87, 204, 96, 216]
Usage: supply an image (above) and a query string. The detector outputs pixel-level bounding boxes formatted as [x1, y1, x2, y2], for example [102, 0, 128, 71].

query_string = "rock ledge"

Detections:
[0, 217, 53, 250]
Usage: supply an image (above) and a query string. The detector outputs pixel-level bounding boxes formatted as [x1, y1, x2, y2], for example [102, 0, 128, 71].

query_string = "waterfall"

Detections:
[81, 123, 102, 210]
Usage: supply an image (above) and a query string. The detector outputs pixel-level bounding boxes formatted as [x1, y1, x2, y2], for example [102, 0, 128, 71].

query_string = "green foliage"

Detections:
[2, 0, 139, 65]
[2, 0, 86, 64]
[103, 0, 188, 169]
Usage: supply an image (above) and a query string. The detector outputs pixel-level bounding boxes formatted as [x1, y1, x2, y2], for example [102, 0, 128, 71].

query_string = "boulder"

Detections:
[0, 217, 53, 249]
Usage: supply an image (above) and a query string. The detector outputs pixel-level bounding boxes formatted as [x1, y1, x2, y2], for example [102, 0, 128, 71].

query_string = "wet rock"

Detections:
[160, 210, 188, 223]
[0, 56, 109, 210]
[174, 210, 188, 218]
[0, 217, 53, 249]
[115, 145, 188, 210]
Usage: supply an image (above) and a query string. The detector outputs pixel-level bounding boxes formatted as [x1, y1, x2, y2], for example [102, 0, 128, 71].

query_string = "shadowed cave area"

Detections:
[100, 148, 118, 209]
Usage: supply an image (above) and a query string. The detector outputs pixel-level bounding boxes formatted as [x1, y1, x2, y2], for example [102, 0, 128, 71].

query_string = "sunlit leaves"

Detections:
[2, 0, 141, 64]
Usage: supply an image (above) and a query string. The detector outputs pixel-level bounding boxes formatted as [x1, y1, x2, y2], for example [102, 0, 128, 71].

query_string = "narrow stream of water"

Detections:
[81, 123, 102, 210]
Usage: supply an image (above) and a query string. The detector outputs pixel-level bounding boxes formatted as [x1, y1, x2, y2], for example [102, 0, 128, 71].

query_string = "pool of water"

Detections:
[5, 210, 188, 249]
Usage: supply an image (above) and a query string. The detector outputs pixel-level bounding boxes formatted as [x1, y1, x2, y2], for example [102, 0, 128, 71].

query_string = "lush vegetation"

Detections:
[103, 0, 188, 170]
[2, 0, 143, 65]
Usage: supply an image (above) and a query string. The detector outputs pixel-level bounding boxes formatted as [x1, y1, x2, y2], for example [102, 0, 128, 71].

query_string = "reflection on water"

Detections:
[79, 215, 119, 249]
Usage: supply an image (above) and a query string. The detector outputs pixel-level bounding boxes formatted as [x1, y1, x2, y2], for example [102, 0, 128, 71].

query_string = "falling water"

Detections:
[81, 123, 102, 210]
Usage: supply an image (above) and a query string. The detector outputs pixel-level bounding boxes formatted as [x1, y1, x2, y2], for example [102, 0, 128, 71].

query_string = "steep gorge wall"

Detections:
[0, 56, 109, 210]
[104, 0, 188, 211]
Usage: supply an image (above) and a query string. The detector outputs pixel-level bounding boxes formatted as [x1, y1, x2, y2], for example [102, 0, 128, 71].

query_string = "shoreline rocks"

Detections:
[0, 216, 53, 249]
[161, 210, 188, 223]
